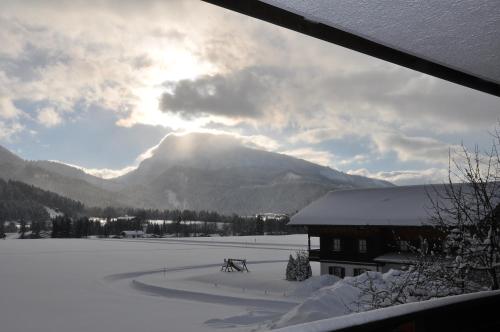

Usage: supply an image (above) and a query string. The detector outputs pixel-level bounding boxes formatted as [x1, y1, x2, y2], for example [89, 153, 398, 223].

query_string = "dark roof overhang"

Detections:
[202, 0, 500, 98]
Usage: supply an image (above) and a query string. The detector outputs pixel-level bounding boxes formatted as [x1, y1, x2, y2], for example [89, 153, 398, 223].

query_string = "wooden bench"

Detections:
[221, 258, 249, 272]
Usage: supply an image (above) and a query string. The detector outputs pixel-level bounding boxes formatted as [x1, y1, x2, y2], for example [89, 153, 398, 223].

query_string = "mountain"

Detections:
[0, 147, 129, 208]
[116, 133, 392, 214]
[32, 160, 125, 192]
[0, 134, 393, 214]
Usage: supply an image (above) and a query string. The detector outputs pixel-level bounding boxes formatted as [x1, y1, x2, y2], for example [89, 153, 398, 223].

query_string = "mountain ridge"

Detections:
[0, 133, 393, 214]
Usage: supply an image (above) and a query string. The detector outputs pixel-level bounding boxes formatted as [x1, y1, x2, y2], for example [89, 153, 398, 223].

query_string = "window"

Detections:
[358, 239, 367, 253]
[333, 238, 341, 252]
[353, 268, 370, 276]
[328, 266, 345, 278]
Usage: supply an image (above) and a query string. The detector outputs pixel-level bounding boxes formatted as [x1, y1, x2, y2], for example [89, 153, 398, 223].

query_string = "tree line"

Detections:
[45, 213, 300, 238]
[0, 178, 306, 238]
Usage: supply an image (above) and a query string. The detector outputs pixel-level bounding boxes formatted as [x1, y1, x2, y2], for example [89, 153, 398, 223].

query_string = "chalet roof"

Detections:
[289, 183, 499, 227]
[203, 1, 500, 97]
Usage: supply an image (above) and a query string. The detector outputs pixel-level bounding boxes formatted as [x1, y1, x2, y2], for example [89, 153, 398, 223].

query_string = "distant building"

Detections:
[116, 215, 136, 222]
[120, 230, 144, 238]
[288, 185, 453, 278]
[256, 213, 288, 222]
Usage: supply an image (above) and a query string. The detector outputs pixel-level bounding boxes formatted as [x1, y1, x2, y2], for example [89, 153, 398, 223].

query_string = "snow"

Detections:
[272, 290, 500, 332]
[267, 275, 362, 329]
[45, 206, 63, 218]
[282, 172, 302, 181]
[2, 235, 493, 331]
[291, 274, 340, 298]
[121, 230, 144, 236]
[135, 234, 319, 248]
[289, 183, 499, 226]
[0, 235, 319, 332]
[267, 269, 500, 330]
[3, 232, 20, 239]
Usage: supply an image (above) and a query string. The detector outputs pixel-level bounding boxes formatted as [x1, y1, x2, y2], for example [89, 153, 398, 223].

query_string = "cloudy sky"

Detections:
[1, 0, 499, 184]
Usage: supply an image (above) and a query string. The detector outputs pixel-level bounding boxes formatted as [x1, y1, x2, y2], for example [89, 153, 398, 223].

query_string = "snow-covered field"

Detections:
[0, 235, 320, 332]
[2, 235, 496, 331]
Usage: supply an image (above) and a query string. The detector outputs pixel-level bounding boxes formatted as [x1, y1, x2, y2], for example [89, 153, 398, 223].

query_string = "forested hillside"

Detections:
[0, 179, 85, 221]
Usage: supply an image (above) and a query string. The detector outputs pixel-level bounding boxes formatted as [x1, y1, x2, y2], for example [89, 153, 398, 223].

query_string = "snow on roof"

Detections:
[289, 183, 498, 227]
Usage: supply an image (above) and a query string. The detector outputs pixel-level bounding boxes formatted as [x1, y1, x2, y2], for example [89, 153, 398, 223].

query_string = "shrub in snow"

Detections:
[296, 251, 312, 281]
[285, 251, 312, 282]
[286, 254, 297, 281]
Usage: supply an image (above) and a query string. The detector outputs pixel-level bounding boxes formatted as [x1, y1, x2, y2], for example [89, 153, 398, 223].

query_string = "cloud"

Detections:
[158, 59, 500, 167]
[145, 129, 282, 155]
[371, 132, 453, 164]
[3, 0, 499, 142]
[0, 97, 20, 119]
[160, 66, 285, 120]
[53, 159, 137, 179]
[0, 121, 23, 140]
[280, 147, 335, 167]
[0, 96, 23, 140]
[37, 107, 62, 127]
[338, 154, 369, 166]
[0, 0, 222, 138]
[1, 0, 499, 183]
[348, 168, 448, 186]
[82, 166, 137, 179]
[237, 134, 281, 152]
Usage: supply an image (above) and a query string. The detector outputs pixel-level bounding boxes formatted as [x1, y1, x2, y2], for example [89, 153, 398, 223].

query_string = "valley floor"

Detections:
[0, 235, 319, 332]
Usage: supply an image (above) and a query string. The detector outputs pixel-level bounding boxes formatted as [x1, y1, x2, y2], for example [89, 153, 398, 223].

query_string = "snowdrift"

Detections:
[269, 270, 415, 329]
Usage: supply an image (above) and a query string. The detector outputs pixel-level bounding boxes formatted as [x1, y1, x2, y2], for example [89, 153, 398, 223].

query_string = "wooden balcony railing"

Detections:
[309, 249, 320, 261]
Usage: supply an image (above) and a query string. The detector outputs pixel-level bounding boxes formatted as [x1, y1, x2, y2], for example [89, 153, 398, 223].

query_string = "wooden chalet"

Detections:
[289, 184, 451, 278]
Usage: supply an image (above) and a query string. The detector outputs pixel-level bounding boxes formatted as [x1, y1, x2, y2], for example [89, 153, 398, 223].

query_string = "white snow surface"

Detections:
[289, 183, 500, 226]
[273, 290, 500, 332]
[267, 269, 500, 330]
[3, 235, 492, 332]
[45, 206, 63, 218]
[0, 235, 319, 332]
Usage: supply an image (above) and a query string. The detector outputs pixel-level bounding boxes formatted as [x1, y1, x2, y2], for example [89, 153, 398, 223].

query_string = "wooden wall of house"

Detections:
[309, 225, 442, 263]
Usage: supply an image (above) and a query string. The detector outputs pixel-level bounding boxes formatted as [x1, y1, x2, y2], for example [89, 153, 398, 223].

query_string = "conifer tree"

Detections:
[286, 254, 297, 281]
[19, 219, 27, 239]
[0, 221, 5, 239]
[295, 250, 312, 281]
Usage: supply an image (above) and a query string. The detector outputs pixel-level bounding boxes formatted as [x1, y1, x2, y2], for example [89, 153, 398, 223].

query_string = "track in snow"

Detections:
[104, 259, 299, 309]
[93, 237, 312, 251]
[131, 280, 297, 309]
